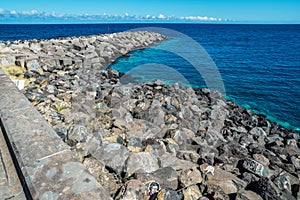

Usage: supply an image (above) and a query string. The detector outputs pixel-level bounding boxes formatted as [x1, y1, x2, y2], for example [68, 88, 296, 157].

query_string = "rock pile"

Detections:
[1, 31, 299, 200]
[25, 72, 300, 199]
[0, 31, 165, 73]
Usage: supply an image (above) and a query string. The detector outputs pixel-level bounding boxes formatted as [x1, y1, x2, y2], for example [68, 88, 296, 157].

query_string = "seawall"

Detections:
[0, 31, 165, 72]
[0, 31, 165, 199]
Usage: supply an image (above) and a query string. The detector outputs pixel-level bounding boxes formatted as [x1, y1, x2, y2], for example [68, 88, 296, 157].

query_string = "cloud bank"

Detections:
[0, 8, 226, 23]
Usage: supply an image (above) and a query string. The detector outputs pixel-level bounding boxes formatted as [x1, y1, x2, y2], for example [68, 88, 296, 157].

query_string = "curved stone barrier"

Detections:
[0, 68, 112, 199]
[0, 31, 166, 71]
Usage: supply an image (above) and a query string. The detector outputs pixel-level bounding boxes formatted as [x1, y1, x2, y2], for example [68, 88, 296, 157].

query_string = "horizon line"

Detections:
[1, 22, 300, 25]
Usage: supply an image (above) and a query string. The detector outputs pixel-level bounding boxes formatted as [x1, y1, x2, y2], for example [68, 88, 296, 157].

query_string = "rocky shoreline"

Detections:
[1, 31, 299, 200]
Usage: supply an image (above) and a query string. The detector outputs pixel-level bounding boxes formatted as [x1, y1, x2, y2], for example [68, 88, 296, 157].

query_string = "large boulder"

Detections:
[178, 167, 203, 188]
[158, 153, 198, 171]
[92, 143, 131, 174]
[200, 164, 247, 195]
[135, 167, 178, 190]
[115, 180, 148, 200]
[210, 105, 227, 132]
[236, 189, 263, 200]
[182, 185, 202, 200]
[125, 152, 159, 176]
[173, 128, 195, 149]
[83, 157, 120, 196]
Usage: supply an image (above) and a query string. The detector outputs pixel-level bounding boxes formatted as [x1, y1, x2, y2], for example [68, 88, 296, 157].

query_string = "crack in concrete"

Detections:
[36, 149, 69, 162]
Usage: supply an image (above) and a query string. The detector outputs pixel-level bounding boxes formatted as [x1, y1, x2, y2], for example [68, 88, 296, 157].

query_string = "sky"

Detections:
[0, 0, 300, 23]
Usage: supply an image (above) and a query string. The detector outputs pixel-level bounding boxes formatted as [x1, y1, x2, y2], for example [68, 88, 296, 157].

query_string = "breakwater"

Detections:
[0, 31, 299, 200]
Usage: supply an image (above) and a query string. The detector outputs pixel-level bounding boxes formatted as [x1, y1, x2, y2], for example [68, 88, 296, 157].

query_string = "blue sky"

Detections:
[0, 0, 300, 23]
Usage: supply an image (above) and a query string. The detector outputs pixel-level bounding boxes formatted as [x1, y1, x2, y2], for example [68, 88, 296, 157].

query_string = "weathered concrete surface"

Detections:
[0, 68, 112, 199]
[0, 127, 26, 200]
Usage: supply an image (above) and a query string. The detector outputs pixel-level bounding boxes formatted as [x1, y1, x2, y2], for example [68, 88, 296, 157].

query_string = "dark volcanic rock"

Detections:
[5, 30, 298, 199]
[93, 143, 131, 174]
[136, 167, 178, 190]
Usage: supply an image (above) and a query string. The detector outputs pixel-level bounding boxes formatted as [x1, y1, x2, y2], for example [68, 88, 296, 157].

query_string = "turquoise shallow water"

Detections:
[108, 24, 300, 131]
[1, 24, 299, 131]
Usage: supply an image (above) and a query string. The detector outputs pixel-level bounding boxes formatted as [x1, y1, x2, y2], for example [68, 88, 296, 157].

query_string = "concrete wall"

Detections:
[0, 69, 112, 199]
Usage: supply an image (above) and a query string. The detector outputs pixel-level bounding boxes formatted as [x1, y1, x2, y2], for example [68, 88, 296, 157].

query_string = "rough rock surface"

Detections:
[1, 31, 299, 199]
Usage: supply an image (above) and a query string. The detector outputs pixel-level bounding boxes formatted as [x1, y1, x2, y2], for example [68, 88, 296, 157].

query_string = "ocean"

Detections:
[0, 24, 299, 131]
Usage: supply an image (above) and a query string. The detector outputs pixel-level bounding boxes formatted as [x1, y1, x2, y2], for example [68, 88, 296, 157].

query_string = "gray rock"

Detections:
[164, 138, 180, 156]
[83, 157, 120, 196]
[210, 105, 227, 132]
[206, 127, 228, 146]
[93, 143, 131, 174]
[46, 85, 57, 94]
[26, 59, 40, 72]
[291, 156, 300, 170]
[148, 100, 165, 128]
[274, 173, 292, 192]
[125, 152, 159, 176]
[73, 42, 85, 51]
[239, 134, 255, 148]
[135, 167, 178, 190]
[182, 185, 202, 200]
[127, 137, 142, 153]
[29, 42, 41, 53]
[85, 134, 102, 155]
[282, 145, 300, 156]
[250, 127, 267, 138]
[157, 188, 181, 200]
[179, 167, 203, 187]
[125, 119, 162, 140]
[179, 105, 200, 133]
[249, 127, 267, 146]
[173, 128, 195, 149]
[110, 84, 134, 107]
[115, 180, 147, 200]
[143, 140, 167, 158]
[253, 154, 270, 166]
[176, 150, 200, 163]
[236, 189, 263, 200]
[266, 134, 284, 144]
[200, 164, 247, 195]
[158, 153, 198, 171]
[230, 126, 248, 134]
[55, 126, 68, 141]
[0, 55, 15, 66]
[193, 137, 218, 165]
[66, 125, 89, 146]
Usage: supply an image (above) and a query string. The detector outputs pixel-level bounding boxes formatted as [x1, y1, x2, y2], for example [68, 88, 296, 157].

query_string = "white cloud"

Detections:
[10, 10, 17, 15]
[0, 9, 224, 23]
[21, 9, 39, 15]
[182, 15, 222, 21]
[158, 14, 166, 19]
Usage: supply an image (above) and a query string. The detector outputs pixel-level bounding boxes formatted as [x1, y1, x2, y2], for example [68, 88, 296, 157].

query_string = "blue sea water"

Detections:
[0, 24, 299, 130]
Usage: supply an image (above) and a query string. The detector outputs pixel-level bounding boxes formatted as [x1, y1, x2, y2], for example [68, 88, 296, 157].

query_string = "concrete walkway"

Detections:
[0, 127, 26, 199]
